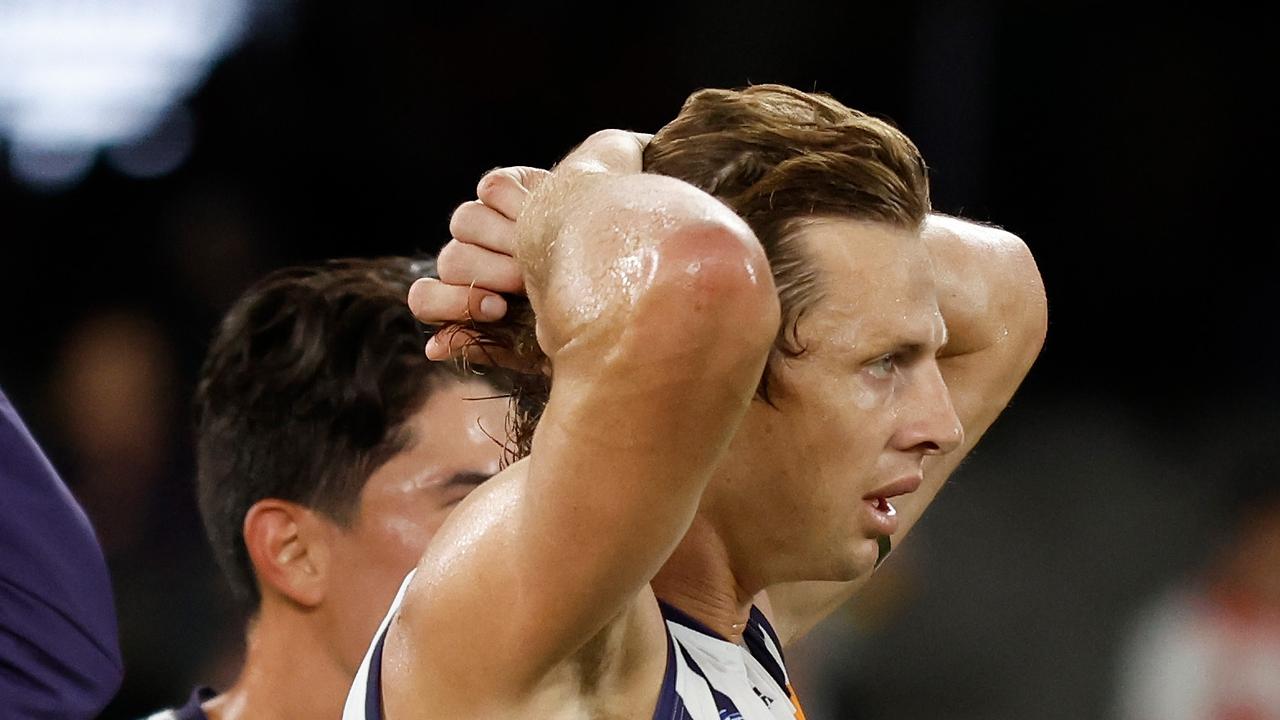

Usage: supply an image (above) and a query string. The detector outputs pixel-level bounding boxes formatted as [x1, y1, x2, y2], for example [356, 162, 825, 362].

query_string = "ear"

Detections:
[243, 499, 332, 608]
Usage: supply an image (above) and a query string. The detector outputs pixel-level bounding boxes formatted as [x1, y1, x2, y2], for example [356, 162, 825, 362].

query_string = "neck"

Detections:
[202, 601, 351, 720]
[651, 514, 758, 642]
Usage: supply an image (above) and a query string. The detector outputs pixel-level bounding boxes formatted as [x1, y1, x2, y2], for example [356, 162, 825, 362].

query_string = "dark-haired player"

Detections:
[148, 258, 507, 720]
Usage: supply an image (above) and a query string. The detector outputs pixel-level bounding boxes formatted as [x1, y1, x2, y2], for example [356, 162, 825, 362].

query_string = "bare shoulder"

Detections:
[379, 452, 675, 717]
[379, 461, 537, 715]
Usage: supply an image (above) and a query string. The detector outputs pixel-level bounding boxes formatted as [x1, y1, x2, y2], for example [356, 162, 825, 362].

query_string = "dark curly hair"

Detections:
[194, 257, 499, 609]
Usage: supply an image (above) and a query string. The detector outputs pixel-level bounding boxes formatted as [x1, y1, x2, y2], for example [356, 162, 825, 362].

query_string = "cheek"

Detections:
[815, 382, 879, 437]
[357, 503, 449, 570]
[837, 375, 902, 440]
[851, 377, 883, 410]
[804, 397, 885, 484]
[378, 515, 440, 559]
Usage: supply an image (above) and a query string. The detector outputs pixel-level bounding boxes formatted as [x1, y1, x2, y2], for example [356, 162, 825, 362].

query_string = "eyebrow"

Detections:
[868, 318, 948, 356]
[861, 333, 943, 358]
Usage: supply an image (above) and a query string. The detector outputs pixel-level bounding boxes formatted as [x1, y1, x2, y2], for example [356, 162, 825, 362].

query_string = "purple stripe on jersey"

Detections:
[658, 600, 729, 640]
[651, 622, 689, 719]
[748, 605, 784, 656]
[365, 627, 388, 720]
[661, 599, 790, 701]
[360, 602, 696, 719]
[363, 622, 386, 717]
[743, 606, 788, 694]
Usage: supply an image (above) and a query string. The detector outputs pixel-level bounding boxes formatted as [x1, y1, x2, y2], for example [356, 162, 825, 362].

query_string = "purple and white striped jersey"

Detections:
[343, 571, 807, 720]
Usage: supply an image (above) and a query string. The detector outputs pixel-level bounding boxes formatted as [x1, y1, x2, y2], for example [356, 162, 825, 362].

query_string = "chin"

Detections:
[815, 538, 879, 583]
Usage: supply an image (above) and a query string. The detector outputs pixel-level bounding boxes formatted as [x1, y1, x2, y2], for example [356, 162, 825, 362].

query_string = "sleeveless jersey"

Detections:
[344, 571, 806, 719]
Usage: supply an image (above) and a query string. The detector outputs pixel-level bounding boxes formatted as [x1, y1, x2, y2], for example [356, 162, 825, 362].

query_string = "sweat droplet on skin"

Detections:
[609, 250, 659, 306]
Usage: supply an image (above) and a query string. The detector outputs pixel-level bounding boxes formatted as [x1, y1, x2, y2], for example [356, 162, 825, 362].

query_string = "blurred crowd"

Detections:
[32, 307, 241, 717]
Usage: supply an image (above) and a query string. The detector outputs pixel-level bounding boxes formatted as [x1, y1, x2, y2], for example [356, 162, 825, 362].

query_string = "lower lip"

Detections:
[864, 497, 899, 536]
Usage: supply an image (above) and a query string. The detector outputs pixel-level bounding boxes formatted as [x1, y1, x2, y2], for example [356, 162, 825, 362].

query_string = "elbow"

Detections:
[1001, 231, 1048, 347]
[994, 230, 1048, 365]
[645, 218, 780, 354]
[540, 174, 779, 364]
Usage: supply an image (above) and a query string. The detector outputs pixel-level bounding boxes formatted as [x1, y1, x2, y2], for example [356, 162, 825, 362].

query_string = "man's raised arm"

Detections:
[383, 132, 780, 715]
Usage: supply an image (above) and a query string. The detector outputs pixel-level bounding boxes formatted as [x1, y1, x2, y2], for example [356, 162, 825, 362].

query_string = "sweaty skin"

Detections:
[394, 134, 1047, 717]
[201, 380, 506, 720]
[384, 132, 780, 718]
[754, 214, 1047, 643]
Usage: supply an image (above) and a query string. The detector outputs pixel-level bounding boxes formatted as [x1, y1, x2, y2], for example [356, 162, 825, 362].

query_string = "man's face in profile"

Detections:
[722, 219, 962, 585]
[319, 378, 507, 669]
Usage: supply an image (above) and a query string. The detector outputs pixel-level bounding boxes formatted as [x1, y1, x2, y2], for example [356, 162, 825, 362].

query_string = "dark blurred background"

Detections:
[1, 1, 1275, 718]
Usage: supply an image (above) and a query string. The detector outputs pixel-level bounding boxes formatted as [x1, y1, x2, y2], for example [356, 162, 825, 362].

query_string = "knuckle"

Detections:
[586, 128, 626, 144]
[587, 129, 640, 154]
[406, 277, 432, 307]
[436, 239, 469, 270]
[514, 166, 550, 193]
[448, 201, 484, 238]
[477, 170, 515, 202]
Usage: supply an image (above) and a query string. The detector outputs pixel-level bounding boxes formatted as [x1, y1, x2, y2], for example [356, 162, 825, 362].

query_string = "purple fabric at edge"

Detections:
[0, 387, 123, 719]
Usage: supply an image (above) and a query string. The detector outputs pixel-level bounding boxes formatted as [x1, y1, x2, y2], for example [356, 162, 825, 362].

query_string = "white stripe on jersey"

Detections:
[343, 569, 416, 719]
[663, 615, 800, 719]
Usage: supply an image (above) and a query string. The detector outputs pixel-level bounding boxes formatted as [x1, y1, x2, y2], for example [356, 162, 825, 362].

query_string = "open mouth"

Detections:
[862, 476, 919, 537]
[869, 496, 897, 516]
[863, 495, 900, 536]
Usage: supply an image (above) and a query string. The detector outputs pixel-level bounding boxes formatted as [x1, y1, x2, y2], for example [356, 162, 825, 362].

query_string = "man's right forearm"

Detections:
[397, 166, 779, 696]
[489, 162, 779, 668]
[391, 137, 781, 701]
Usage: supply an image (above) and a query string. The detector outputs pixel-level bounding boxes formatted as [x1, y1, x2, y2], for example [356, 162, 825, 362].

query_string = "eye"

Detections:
[440, 472, 491, 507]
[866, 353, 895, 380]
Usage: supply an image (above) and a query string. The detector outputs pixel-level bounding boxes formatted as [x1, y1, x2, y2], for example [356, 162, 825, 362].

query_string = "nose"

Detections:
[892, 363, 963, 456]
